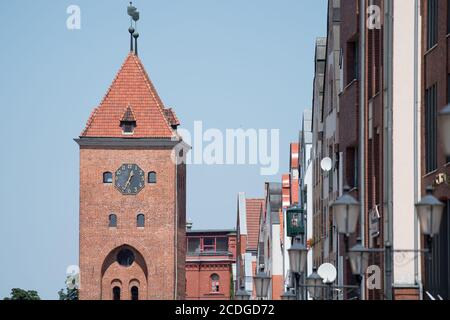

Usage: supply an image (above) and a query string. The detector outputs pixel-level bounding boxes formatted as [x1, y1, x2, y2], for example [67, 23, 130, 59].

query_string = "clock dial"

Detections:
[114, 164, 145, 195]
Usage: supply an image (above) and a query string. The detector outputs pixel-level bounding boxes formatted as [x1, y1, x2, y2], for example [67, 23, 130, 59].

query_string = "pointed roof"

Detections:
[81, 53, 178, 138]
[245, 198, 264, 252]
[163, 108, 180, 127]
[121, 105, 136, 122]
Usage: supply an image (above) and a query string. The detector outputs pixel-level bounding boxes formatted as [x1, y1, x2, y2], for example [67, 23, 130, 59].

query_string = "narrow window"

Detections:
[448, 0, 450, 34]
[353, 147, 359, 189]
[346, 40, 358, 84]
[346, 147, 358, 189]
[425, 84, 438, 172]
[109, 214, 117, 228]
[210, 274, 220, 293]
[148, 172, 157, 184]
[137, 214, 145, 228]
[112, 287, 121, 300]
[131, 286, 139, 301]
[103, 172, 113, 183]
[448, 74, 450, 164]
[428, 0, 438, 49]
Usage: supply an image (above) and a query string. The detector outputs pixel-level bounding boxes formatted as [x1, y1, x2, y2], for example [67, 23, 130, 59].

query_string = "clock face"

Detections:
[114, 164, 145, 195]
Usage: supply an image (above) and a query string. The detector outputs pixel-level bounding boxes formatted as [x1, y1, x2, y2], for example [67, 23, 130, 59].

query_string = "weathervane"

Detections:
[127, 2, 140, 55]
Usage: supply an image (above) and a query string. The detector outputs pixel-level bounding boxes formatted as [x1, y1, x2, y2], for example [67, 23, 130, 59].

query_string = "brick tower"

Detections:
[75, 17, 187, 299]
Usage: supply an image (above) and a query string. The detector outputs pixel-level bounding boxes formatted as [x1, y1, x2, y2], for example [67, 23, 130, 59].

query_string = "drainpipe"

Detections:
[359, 0, 366, 300]
[383, 0, 394, 301]
[413, 0, 421, 291]
[174, 159, 178, 300]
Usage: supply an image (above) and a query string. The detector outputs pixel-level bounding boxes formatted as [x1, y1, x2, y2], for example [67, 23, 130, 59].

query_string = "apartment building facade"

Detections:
[421, 0, 450, 299]
[257, 183, 283, 300]
[311, 0, 426, 300]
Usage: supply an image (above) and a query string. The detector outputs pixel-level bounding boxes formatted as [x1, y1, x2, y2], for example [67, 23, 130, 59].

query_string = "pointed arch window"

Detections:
[137, 214, 145, 228]
[103, 172, 113, 183]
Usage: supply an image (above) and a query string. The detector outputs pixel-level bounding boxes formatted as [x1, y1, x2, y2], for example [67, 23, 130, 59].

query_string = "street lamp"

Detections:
[348, 238, 370, 277]
[235, 287, 251, 301]
[254, 272, 271, 300]
[288, 238, 308, 274]
[440, 103, 450, 156]
[280, 289, 297, 301]
[416, 186, 445, 237]
[331, 186, 360, 236]
[348, 238, 370, 300]
[306, 268, 323, 300]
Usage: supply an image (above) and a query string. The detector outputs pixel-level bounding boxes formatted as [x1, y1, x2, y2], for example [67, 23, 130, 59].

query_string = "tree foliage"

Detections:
[58, 287, 79, 300]
[3, 288, 40, 300]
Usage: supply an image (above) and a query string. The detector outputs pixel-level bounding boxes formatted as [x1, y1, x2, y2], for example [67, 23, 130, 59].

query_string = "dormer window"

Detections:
[121, 120, 136, 134]
[121, 106, 136, 135]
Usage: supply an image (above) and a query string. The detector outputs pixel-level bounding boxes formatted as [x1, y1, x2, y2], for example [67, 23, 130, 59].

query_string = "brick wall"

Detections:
[79, 146, 185, 300]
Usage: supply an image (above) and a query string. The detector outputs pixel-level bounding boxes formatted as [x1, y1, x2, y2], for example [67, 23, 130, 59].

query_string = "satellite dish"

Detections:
[320, 157, 333, 172]
[318, 263, 337, 284]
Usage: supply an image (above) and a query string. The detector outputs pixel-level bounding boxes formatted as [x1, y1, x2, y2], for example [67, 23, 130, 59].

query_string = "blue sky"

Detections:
[0, 0, 326, 299]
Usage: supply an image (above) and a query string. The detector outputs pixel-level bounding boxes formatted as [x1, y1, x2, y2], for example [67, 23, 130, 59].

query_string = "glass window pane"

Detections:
[148, 172, 157, 184]
[188, 238, 200, 253]
[109, 214, 117, 227]
[137, 214, 145, 227]
[216, 238, 228, 252]
[103, 172, 113, 183]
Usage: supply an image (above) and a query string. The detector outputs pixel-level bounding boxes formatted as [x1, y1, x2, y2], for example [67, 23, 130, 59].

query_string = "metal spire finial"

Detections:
[127, 2, 140, 55]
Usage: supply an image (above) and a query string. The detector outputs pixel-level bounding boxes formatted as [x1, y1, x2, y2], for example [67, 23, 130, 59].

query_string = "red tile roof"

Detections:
[81, 53, 178, 138]
[290, 143, 299, 169]
[282, 174, 291, 208]
[245, 199, 264, 251]
[164, 108, 180, 127]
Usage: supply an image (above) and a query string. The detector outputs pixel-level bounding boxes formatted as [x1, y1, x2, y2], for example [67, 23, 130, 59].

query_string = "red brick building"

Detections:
[76, 50, 188, 300]
[185, 229, 237, 300]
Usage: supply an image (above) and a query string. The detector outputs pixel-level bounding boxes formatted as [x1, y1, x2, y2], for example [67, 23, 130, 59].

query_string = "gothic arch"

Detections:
[100, 244, 148, 300]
